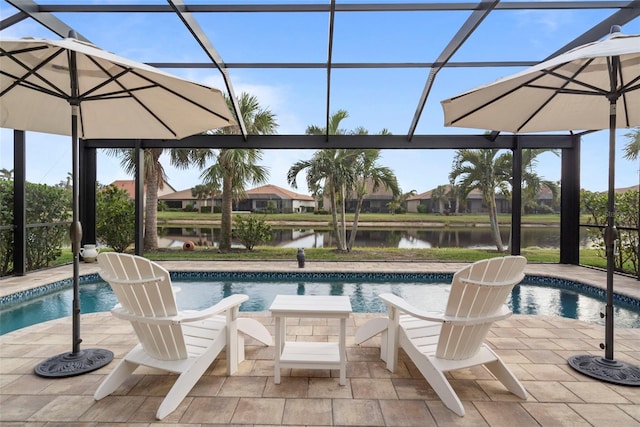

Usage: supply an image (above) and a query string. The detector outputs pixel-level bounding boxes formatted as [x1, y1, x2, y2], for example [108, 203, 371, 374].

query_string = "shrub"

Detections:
[416, 204, 427, 214]
[266, 201, 278, 213]
[0, 181, 70, 276]
[537, 204, 555, 214]
[233, 214, 272, 250]
[96, 185, 135, 252]
[581, 189, 638, 275]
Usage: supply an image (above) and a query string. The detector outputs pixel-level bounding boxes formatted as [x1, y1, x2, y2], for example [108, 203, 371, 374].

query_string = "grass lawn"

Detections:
[157, 211, 576, 226]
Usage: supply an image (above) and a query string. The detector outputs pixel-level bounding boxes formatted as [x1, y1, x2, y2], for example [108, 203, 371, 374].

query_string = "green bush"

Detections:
[233, 214, 272, 250]
[0, 180, 70, 276]
[416, 204, 427, 214]
[536, 204, 555, 214]
[581, 189, 638, 275]
[96, 185, 135, 252]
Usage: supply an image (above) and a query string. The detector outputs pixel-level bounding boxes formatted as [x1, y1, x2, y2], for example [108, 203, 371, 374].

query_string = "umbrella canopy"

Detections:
[0, 35, 235, 378]
[441, 28, 640, 386]
[442, 31, 639, 133]
[0, 36, 235, 138]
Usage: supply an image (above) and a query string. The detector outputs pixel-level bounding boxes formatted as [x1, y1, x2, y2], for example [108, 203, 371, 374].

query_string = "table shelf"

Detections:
[280, 342, 341, 367]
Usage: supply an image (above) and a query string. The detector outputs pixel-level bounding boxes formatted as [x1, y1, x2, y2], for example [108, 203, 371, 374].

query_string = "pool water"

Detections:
[2, 278, 640, 335]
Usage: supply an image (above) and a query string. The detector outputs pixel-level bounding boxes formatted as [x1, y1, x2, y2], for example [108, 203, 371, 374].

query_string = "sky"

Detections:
[1, 1, 639, 196]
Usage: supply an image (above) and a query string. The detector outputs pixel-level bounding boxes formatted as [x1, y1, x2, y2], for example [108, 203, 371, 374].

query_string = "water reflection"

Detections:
[158, 226, 592, 249]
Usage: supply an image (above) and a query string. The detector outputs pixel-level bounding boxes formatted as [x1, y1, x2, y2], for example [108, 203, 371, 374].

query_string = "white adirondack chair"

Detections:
[93, 252, 271, 420]
[355, 256, 528, 417]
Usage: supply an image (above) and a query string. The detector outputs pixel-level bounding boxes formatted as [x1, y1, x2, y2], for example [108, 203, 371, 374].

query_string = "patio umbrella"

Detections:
[0, 34, 235, 377]
[441, 26, 640, 386]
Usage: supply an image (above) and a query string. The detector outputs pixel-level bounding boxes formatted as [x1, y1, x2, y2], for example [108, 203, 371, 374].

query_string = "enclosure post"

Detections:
[560, 135, 581, 264]
[511, 136, 522, 255]
[80, 143, 97, 246]
[13, 131, 26, 276]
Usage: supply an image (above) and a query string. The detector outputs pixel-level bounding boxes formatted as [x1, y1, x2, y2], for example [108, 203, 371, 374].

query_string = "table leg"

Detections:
[274, 316, 282, 384]
[339, 317, 346, 385]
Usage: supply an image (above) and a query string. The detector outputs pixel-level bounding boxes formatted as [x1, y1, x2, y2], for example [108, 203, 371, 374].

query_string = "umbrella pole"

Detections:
[34, 44, 113, 378]
[567, 69, 640, 385]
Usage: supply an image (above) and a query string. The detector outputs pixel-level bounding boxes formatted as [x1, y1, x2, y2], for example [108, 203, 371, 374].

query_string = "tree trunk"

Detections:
[329, 187, 344, 251]
[219, 172, 233, 251]
[340, 183, 347, 251]
[348, 196, 364, 251]
[488, 193, 505, 252]
[143, 165, 159, 251]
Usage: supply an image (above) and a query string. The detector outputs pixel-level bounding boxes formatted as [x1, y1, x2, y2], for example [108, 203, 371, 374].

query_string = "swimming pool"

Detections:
[1, 272, 639, 335]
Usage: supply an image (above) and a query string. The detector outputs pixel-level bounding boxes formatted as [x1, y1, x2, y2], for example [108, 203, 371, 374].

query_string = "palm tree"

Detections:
[348, 149, 399, 250]
[387, 189, 417, 214]
[288, 148, 357, 251]
[449, 149, 512, 252]
[294, 110, 355, 251]
[191, 183, 218, 212]
[289, 110, 395, 251]
[112, 147, 210, 250]
[623, 127, 640, 161]
[430, 185, 449, 213]
[202, 92, 277, 251]
[520, 149, 559, 213]
[0, 168, 13, 181]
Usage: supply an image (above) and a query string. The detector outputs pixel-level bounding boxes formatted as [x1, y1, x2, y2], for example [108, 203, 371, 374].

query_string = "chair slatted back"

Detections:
[436, 256, 526, 360]
[97, 252, 188, 360]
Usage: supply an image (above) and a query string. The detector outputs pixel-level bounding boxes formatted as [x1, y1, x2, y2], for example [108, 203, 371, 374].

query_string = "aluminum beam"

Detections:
[84, 134, 575, 150]
[544, 0, 640, 60]
[147, 61, 539, 69]
[167, 0, 247, 139]
[407, 0, 498, 139]
[5, 0, 91, 41]
[22, 2, 639, 13]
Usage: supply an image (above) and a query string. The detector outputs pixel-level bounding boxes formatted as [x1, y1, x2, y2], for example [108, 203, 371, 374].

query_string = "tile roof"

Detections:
[245, 184, 314, 201]
[109, 179, 176, 199]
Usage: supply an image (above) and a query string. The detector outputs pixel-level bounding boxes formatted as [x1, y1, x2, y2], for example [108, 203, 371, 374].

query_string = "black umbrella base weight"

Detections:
[34, 349, 114, 378]
[568, 354, 640, 386]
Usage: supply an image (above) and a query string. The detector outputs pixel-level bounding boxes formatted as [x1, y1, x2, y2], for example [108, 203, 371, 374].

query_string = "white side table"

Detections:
[269, 295, 352, 385]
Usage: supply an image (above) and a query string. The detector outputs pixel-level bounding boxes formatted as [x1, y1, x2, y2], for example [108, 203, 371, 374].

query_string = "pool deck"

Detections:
[1, 261, 640, 426]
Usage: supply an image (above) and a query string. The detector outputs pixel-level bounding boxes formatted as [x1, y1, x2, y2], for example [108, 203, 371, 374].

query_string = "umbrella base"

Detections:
[568, 354, 640, 386]
[34, 349, 114, 378]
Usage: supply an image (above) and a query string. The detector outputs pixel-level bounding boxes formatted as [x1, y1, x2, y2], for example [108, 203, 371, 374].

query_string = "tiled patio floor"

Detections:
[1, 261, 640, 426]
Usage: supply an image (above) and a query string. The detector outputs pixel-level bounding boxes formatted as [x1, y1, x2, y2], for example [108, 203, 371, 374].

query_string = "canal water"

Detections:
[158, 226, 591, 250]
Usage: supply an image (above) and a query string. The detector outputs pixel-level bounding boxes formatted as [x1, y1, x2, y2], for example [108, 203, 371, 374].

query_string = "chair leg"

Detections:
[94, 359, 138, 400]
[485, 359, 528, 399]
[155, 356, 213, 420]
[401, 340, 465, 416]
[427, 369, 465, 417]
[354, 317, 389, 362]
[238, 318, 272, 346]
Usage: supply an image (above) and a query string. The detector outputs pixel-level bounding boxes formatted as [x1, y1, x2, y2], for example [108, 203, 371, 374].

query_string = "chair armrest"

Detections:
[379, 293, 445, 323]
[458, 272, 525, 287]
[111, 294, 250, 324]
[99, 274, 165, 286]
[177, 294, 249, 322]
[378, 293, 513, 325]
